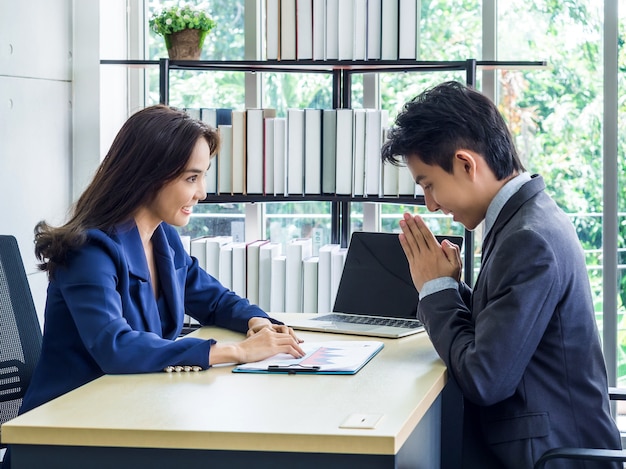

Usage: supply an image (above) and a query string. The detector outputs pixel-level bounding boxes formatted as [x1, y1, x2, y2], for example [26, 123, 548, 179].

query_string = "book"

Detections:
[183, 107, 201, 120]
[365, 109, 384, 196]
[398, 164, 417, 196]
[215, 108, 233, 194]
[216, 108, 232, 127]
[264, 117, 276, 195]
[322, 109, 337, 194]
[200, 108, 218, 194]
[382, 125, 399, 196]
[262, 108, 276, 195]
[398, 0, 417, 59]
[200, 107, 217, 127]
[304, 108, 322, 194]
[325, 0, 339, 60]
[287, 108, 305, 195]
[352, 108, 366, 196]
[381, 0, 399, 60]
[266, 0, 280, 60]
[415, 4, 421, 59]
[281, 0, 297, 60]
[219, 242, 234, 289]
[270, 255, 287, 312]
[247, 108, 277, 195]
[259, 241, 282, 311]
[302, 255, 319, 314]
[205, 236, 233, 279]
[273, 117, 288, 196]
[285, 237, 313, 312]
[366, 0, 382, 60]
[231, 242, 247, 298]
[383, 158, 399, 196]
[218, 124, 233, 194]
[312, 0, 326, 60]
[233, 340, 384, 374]
[317, 243, 340, 313]
[296, 0, 313, 60]
[231, 110, 246, 194]
[353, 0, 367, 60]
[246, 109, 265, 195]
[190, 236, 210, 270]
[246, 239, 270, 305]
[335, 108, 354, 195]
[337, 0, 354, 60]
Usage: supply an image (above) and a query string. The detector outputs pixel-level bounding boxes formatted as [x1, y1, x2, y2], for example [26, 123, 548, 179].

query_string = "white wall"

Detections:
[100, 0, 135, 157]
[0, 0, 101, 326]
[74, 0, 102, 201]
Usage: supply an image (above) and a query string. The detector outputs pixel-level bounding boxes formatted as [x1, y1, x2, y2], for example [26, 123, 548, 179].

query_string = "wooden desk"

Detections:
[3, 313, 447, 469]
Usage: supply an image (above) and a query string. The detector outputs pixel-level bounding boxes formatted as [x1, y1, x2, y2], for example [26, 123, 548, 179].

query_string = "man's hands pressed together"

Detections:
[398, 213, 462, 292]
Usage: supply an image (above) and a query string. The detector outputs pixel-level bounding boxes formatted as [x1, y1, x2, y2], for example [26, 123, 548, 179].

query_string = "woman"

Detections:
[20, 104, 305, 415]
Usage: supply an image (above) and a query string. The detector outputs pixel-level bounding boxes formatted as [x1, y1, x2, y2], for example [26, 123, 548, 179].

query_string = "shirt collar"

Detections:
[483, 172, 531, 240]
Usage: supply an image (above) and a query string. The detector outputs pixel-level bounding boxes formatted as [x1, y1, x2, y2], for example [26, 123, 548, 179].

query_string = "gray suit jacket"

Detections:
[418, 175, 621, 468]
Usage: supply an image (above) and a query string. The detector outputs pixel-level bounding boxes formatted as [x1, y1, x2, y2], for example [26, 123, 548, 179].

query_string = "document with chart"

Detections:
[232, 340, 384, 375]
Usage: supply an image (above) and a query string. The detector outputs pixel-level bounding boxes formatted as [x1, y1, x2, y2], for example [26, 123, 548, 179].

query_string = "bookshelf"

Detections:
[100, 57, 547, 285]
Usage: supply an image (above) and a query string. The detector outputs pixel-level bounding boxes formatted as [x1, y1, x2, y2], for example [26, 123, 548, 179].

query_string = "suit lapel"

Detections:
[475, 175, 546, 287]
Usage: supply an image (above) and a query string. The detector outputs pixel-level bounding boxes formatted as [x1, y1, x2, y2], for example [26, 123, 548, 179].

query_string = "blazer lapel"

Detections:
[152, 224, 185, 339]
[115, 223, 162, 333]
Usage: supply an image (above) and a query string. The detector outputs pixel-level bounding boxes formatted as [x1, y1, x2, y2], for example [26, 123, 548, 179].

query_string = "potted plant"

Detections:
[150, 4, 216, 60]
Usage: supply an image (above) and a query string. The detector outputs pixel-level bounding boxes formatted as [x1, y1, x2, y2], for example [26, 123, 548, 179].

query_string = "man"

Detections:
[381, 80, 621, 468]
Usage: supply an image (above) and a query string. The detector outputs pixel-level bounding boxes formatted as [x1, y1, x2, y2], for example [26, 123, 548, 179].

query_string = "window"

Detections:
[497, 1, 609, 348]
[496, 0, 626, 431]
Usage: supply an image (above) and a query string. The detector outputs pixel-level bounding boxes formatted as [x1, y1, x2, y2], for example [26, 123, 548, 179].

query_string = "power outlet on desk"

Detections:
[339, 413, 383, 429]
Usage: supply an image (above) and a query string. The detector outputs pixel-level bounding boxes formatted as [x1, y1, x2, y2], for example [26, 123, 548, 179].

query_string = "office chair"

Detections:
[534, 387, 626, 468]
[0, 235, 43, 465]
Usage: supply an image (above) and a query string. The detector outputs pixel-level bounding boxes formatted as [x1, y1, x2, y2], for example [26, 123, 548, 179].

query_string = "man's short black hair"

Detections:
[381, 80, 525, 179]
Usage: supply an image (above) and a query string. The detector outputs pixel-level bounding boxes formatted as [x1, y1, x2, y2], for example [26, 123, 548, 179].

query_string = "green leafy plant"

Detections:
[149, 4, 216, 47]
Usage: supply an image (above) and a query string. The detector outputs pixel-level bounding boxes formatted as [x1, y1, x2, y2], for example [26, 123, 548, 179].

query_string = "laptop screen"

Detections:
[332, 232, 463, 319]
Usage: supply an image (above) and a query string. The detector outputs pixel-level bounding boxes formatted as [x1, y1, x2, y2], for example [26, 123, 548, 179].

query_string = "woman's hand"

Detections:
[247, 317, 303, 343]
[209, 327, 306, 365]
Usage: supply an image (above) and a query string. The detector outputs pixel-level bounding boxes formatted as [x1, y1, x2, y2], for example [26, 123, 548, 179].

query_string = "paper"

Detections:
[233, 340, 384, 374]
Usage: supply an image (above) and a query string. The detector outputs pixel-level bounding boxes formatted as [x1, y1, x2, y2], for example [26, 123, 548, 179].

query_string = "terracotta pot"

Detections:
[165, 29, 207, 60]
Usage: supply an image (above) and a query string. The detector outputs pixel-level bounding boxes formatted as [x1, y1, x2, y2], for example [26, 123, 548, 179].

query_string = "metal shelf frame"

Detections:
[101, 57, 547, 285]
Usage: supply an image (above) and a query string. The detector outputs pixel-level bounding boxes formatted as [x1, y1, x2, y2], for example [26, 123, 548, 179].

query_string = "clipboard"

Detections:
[232, 340, 384, 375]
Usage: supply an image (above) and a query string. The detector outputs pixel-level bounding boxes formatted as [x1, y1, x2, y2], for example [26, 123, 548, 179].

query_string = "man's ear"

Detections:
[454, 150, 478, 181]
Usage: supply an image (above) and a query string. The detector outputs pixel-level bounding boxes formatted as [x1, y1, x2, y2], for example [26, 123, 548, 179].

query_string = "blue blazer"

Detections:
[20, 222, 274, 414]
[418, 175, 621, 468]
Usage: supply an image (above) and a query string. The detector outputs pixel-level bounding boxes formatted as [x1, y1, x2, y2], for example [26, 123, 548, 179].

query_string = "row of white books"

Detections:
[189, 236, 348, 314]
[186, 107, 418, 198]
[267, 0, 421, 61]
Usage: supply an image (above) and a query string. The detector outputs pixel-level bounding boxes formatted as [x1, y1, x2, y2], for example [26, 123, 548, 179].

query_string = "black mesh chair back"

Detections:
[0, 235, 42, 448]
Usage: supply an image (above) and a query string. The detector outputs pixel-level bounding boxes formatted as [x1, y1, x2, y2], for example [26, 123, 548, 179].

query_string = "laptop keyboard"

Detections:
[313, 313, 423, 329]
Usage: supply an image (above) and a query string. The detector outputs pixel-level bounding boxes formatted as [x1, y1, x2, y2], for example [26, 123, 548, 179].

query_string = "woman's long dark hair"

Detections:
[35, 104, 219, 277]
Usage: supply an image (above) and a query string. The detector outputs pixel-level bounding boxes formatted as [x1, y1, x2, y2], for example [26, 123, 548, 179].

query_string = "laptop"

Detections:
[288, 231, 464, 339]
